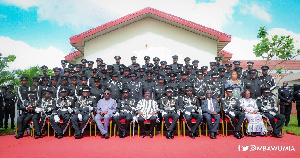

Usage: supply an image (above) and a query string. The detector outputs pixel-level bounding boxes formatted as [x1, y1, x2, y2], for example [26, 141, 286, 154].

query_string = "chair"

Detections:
[94, 119, 113, 137]
[137, 120, 156, 137]
[161, 118, 180, 137]
[113, 119, 132, 137]
[181, 118, 201, 137]
[262, 118, 284, 136]
[52, 119, 72, 137]
[16, 120, 34, 137]
[224, 117, 244, 137]
[205, 118, 224, 137]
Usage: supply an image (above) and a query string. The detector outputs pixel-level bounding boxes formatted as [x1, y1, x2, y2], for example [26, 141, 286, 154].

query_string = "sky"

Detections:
[0, 0, 299, 70]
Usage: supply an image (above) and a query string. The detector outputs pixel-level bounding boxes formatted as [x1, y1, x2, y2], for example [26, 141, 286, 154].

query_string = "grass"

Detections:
[0, 124, 16, 135]
[283, 115, 300, 136]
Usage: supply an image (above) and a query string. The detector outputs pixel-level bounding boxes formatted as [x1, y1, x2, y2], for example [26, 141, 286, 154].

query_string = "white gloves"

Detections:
[54, 115, 60, 123]
[132, 116, 138, 123]
[78, 114, 83, 121]
[89, 106, 93, 112]
[185, 111, 191, 115]
[229, 111, 235, 117]
[177, 111, 181, 116]
[68, 107, 73, 113]
[114, 112, 119, 117]
[35, 107, 42, 113]
[269, 111, 276, 116]
[192, 109, 195, 113]
[162, 112, 167, 116]
[274, 107, 278, 112]
[47, 107, 51, 112]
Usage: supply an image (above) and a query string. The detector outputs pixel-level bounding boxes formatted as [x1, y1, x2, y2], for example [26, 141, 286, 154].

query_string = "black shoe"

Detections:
[119, 132, 126, 138]
[214, 132, 217, 139]
[101, 134, 106, 138]
[234, 132, 241, 139]
[15, 135, 23, 139]
[166, 131, 172, 139]
[190, 132, 195, 139]
[141, 133, 146, 138]
[149, 133, 153, 138]
[285, 124, 289, 127]
[58, 134, 64, 139]
[54, 134, 59, 138]
[210, 132, 215, 139]
[171, 131, 174, 139]
[274, 133, 283, 138]
[75, 133, 82, 139]
[105, 133, 109, 139]
[238, 132, 244, 138]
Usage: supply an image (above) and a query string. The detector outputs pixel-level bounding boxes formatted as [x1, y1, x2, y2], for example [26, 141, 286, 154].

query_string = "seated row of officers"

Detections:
[15, 79, 282, 140]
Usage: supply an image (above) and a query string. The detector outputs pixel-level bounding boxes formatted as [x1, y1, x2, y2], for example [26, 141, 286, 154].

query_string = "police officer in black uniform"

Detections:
[180, 86, 202, 139]
[224, 63, 233, 80]
[166, 72, 179, 97]
[257, 88, 285, 138]
[242, 61, 254, 80]
[113, 56, 121, 73]
[221, 87, 245, 139]
[71, 86, 97, 139]
[113, 89, 136, 138]
[38, 88, 56, 136]
[68, 76, 78, 97]
[191, 60, 200, 75]
[15, 88, 40, 139]
[159, 87, 179, 139]
[105, 73, 123, 101]
[260, 66, 276, 91]
[50, 88, 75, 138]
[142, 71, 156, 97]
[170, 55, 179, 73]
[76, 76, 89, 97]
[90, 78, 104, 103]
[120, 67, 132, 85]
[129, 56, 139, 71]
[0, 86, 5, 129]
[193, 70, 206, 101]
[293, 84, 300, 127]
[154, 75, 166, 101]
[278, 81, 293, 126]
[3, 85, 17, 129]
[17, 77, 29, 112]
[126, 73, 143, 102]
[244, 69, 262, 99]
[215, 57, 222, 70]
[178, 71, 193, 96]
[142, 56, 151, 69]
[206, 73, 224, 102]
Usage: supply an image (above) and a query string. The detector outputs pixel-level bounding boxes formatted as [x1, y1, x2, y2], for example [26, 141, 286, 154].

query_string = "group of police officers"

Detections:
[1, 55, 300, 140]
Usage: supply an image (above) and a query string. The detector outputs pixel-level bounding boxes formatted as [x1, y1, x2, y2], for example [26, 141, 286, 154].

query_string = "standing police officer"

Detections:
[278, 81, 293, 126]
[3, 85, 17, 130]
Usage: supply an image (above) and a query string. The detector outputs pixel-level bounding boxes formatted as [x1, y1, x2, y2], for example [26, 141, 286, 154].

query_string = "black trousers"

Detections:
[113, 113, 132, 133]
[203, 113, 220, 133]
[280, 104, 292, 125]
[17, 114, 32, 135]
[0, 105, 3, 128]
[138, 116, 156, 134]
[262, 112, 285, 135]
[297, 103, 300, 126]
[39, 114, 49, 131]
[50, 111, 71, 135]
[225, 111, 245, 132]
[183, 112, 202, 133]
[4, 106, 15, 129]
[163, 112, 179, 132]
[32, 113, 41, 134]
[71, 113, 90, 135]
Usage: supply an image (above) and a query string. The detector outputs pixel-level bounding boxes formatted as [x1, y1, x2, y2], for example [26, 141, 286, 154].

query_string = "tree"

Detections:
[253, 26, 300, 76]
[0, 53, 16, 85]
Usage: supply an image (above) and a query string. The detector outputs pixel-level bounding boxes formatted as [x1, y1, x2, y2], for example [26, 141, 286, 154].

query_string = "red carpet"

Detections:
[1, 133, 299, 157]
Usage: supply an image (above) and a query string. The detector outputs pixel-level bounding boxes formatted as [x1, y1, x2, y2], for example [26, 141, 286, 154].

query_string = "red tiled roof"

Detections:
[219, 50, 232, 58]
[223, 60, 300, 71]
[65, 51, 82, 61]
[70, 7, 231, 46]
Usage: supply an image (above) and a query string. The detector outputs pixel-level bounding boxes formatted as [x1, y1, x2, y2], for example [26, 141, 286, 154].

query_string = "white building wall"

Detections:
[81, 18, 217, 67]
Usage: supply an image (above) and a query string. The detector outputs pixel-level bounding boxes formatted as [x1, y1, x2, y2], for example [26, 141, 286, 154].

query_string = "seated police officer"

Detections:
[50, 88, 75, 138]
[202, 90, 220, 139]
[180, 86, 202, 139]
[113, 89, 136, 138]
[15, 88, 40, 139]
[71, 86, 96, 139]
[221, 87, 245, 139]
[159, 87, 179, 139]
[38, 88, 56, 136]
[257, 88, 285, 138]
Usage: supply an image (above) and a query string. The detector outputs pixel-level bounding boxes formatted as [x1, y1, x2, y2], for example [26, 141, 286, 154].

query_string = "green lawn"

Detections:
[283, 115, 300, 136]
[0, 124, 16, 135]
